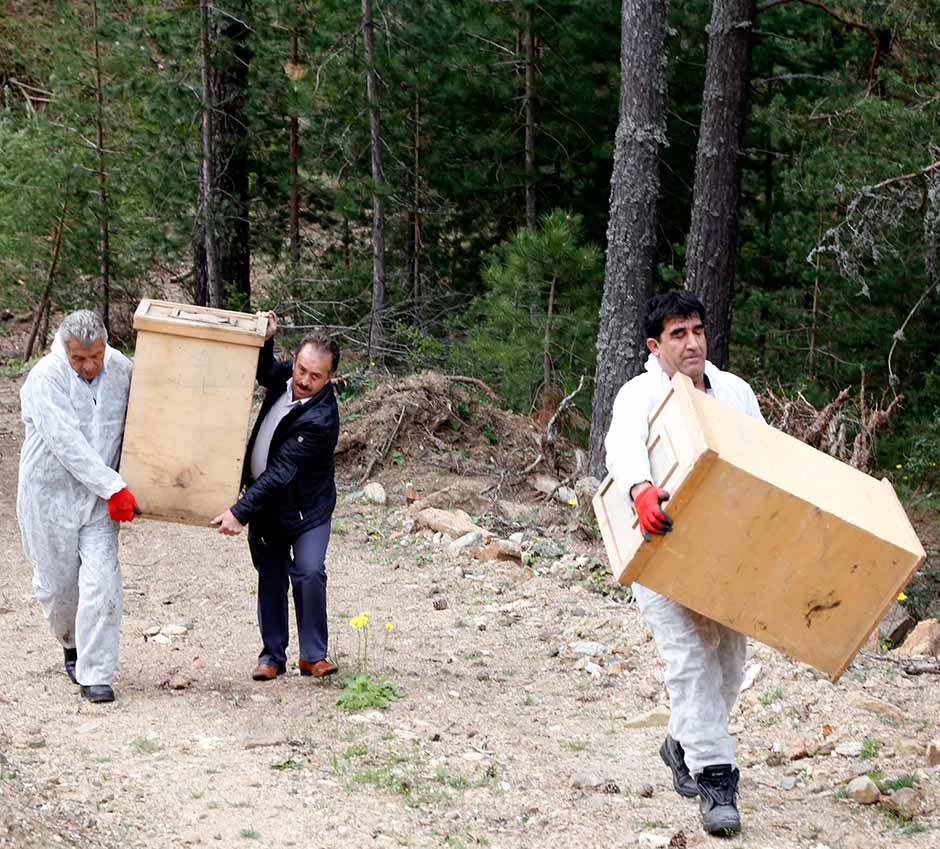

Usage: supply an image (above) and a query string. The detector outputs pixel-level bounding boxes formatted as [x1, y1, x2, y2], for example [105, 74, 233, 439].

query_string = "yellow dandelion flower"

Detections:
[350, 615, 366, 629]
[385, 622, 395, 631]
[566, 498, 578, 506]
[897, 592, 908, 601]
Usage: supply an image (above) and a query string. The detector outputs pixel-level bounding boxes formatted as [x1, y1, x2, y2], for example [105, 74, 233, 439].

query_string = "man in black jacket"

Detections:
[212, 313, 341, 681]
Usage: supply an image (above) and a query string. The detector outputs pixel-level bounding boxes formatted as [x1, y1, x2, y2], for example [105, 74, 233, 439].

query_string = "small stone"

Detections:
[849, 694, 906, 723]
[142, 625, 161, 637]
[780, 776, 798, 790]
[77, 723, 98, 734]
[570, 641, 608, 657]
[162, 624, 189, 636]
[404, 482, 418, 504]
[191, 657, 205, 671]
[27, 737, 46, 749]
[242, 728, 289, 750]
[845, 776, 880, 804]
[787, 736, 810, 761]
[623, 705, 670, 729]
[476, 619, 487, 631]
[638, 833, 670, 848]
[557, 486, 577, 505]
[740, 662, 763, 692]
[639, 784, 654, 798]
[167, 674, 192, 690]
[432, 597, 449, 611]
[891, 737, 923, 757]
[572, 770, 606, 789]
[150, 633, 172, 645]
[927, 740, 940, 766]
[509, 532, 524, 544]
[449, 531, 483, 557]
[835, 741, 863, 758]
[584, 661, 603, 678]
[362, 482, 387, 505]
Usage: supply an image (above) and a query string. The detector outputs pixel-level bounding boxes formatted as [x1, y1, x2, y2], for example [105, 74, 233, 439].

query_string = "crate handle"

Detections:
[174, 309, 232, 326]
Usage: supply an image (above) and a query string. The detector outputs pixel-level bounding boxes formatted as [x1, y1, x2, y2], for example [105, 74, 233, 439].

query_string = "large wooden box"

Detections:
[593, 373, 925, 681]
[120, 299, 267, 524]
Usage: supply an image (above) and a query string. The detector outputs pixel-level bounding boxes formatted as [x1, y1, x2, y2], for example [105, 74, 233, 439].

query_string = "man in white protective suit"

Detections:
[604, 291, 764, 835]
[17, 310, 139, 704]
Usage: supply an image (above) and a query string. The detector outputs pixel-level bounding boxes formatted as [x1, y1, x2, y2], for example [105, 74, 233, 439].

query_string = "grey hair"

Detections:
[57, 310, 108, 347]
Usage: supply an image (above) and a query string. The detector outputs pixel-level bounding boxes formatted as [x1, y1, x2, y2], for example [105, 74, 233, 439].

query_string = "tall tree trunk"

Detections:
[524, 9, 537, 234]
[362, 0, 385, 365]
[542, 272, 557, 393]
[289, 28, 300, 269]
[587, 0, 667, 479]
[411, 85, 422, 320]
[193, 0, 252, 308]
[91, 0, 110, 330]
[684, 0, 755, 369]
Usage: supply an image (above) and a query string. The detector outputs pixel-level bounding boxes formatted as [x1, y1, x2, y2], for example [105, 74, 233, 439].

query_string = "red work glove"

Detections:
[107, 487, 140, 522]
[634, 485, 672, 541]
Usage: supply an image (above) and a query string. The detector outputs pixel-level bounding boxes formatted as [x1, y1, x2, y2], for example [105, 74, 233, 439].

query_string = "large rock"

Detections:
[528, 473, 561, 497]
[413, 507, 490, 540]
[845, 776, 880, 804]
[927, 739, 940, 766]
[411, 479, 486, 512]
[882, 788, 925, 819]
[895, 619, 940, 657]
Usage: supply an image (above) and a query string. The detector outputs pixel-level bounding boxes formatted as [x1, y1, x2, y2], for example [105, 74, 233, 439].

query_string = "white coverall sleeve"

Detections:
[603, 377, 655, 501]
[23, 371, 125, 500]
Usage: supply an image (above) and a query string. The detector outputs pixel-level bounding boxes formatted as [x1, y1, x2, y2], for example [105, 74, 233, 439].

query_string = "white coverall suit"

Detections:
[605, 354, 764, 774]
[17, 336, 133, 686]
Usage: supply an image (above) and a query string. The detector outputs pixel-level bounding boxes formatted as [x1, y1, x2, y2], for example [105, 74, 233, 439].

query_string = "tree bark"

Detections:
[193, 0, 252, 308]
[684, 0, 756, 369]
[362, 0, 385, 365]
[289, 28, 300, 269]
[91, 0, 110, 330]
[524, 9, 537, 234]
[587, 0, 667, 479]
[411, 85, 423, 320]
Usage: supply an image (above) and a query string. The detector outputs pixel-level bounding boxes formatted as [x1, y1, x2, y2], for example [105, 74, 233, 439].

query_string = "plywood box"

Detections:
[120, 299, 267, 524]
[593, 373, 925, 682]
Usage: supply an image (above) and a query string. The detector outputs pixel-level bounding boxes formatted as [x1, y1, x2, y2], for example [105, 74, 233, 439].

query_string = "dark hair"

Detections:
[296, 332, 340, 373]
[643, 291, 707, 340]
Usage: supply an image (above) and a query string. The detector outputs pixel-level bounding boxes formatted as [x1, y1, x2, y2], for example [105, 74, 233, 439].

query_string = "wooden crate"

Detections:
[120, 299, 267, 524]
[593, 373, 925, 681]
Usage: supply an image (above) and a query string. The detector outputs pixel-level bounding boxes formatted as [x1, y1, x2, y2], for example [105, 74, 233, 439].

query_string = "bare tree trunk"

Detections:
[91, 0, 110, 330]
[24, 184, 70, 361]
[362, 0, 385, 365]
[684, 0, 756, 369]
[289, 28, 300, 269]
[411, 85, 423, 320]
[197, 0, 221, 306]
[524, 9, 537, 234]
[194, 0, 252, 308]
[587, 0, 667, 479]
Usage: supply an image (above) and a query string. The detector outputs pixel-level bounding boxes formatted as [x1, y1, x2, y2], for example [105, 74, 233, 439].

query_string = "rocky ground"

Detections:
[2, 359, 940, 849]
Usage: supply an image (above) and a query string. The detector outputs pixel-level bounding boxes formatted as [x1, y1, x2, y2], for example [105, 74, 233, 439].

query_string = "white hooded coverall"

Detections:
[605, 354, 765, 775]
[17, 335, 133, 686]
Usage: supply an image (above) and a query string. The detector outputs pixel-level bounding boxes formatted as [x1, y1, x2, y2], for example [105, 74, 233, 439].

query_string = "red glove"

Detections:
[634, 485, 672, 541]
[107, 487, 140, 522]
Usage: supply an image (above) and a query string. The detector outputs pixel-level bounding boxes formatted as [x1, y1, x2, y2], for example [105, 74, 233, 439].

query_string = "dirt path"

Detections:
[1, 372, 939, 849]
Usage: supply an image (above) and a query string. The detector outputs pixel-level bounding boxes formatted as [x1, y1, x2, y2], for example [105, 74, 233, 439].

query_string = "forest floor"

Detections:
[1, 345, 940, 849]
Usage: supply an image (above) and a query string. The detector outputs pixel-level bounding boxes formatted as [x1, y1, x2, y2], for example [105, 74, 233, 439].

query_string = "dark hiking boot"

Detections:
[63, 648, 78, 685]
[696, 764, 741, 835]
[80, 685, 115, 703]
[659, 735, 699, 798]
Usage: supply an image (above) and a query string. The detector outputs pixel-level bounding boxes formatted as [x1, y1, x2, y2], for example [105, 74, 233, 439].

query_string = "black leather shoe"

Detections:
[80, 685, 115, 703]
[697, 764, 741, 835]
[659, 735, 699, 798]
[63, 648, 78, 685]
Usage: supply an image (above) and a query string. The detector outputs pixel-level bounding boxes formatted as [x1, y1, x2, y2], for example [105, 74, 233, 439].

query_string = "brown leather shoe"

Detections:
[252, 662, 285, 681]
[299, 658, 338, 678]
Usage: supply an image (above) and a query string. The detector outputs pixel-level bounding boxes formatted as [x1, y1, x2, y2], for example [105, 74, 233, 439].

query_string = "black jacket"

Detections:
[230, 339, 339, 539]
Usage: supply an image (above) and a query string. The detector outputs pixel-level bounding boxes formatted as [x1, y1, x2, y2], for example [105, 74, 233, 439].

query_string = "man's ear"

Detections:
[646, 337, 659, 355]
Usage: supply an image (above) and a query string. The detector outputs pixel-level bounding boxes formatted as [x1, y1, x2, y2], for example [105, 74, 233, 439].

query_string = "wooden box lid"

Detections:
[132, 299, 267, 347]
